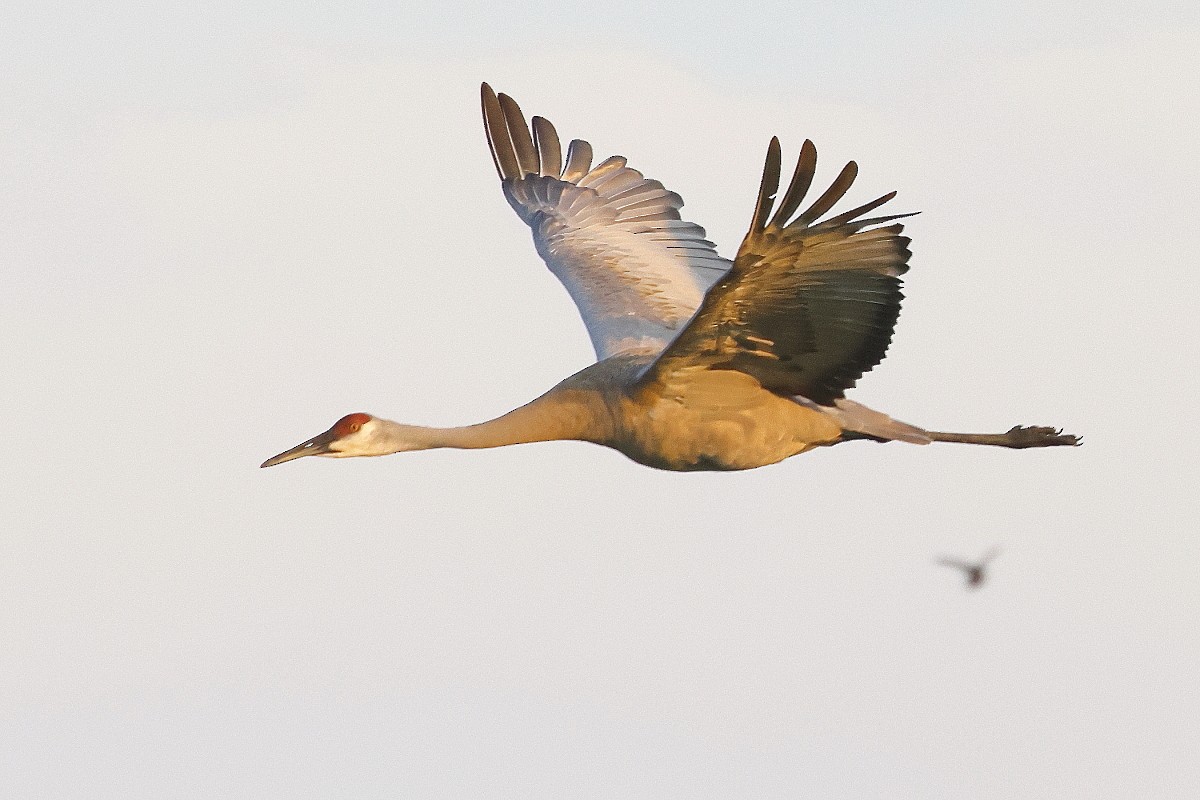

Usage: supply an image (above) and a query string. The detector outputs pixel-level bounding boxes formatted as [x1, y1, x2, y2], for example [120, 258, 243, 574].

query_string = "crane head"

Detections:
[260, 413, 376, 467]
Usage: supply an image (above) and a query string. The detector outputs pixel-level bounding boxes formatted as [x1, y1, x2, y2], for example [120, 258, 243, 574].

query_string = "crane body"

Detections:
[261, 85, 1078, 471]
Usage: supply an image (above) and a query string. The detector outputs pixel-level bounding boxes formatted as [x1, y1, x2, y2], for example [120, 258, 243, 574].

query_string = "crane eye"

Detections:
[350, 423, 361, 432]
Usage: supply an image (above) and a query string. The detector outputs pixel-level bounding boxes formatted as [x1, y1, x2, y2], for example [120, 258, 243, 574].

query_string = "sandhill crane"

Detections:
[937, 547, 1002, 589]
[261, 84, 1079, 471]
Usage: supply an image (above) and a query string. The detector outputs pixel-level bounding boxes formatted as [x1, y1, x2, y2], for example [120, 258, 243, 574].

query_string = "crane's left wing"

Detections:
[482, 84, 730, 359]
[640, 137, 915, 406]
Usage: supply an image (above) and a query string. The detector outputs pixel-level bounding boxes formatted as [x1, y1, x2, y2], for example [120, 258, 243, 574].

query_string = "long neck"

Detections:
[377, 388, 606, 453]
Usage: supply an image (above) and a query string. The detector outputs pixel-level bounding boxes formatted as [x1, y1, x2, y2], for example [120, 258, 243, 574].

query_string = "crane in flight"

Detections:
[937, 547, 1002, 589]
[262, 84, 1078, 471]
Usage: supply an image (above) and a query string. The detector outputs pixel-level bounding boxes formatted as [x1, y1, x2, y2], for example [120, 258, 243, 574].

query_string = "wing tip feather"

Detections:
[749, 137, 783, 234]
[482, 82, 520, 180]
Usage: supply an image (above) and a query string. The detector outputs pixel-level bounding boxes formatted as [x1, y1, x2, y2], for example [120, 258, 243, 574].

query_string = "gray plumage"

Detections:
[260, 85, 1079, 471]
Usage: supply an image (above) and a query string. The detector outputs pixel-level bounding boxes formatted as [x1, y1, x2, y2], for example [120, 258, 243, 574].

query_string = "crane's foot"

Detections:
[1002, 425, 1081, 448]
[927, 425, 1081, 449]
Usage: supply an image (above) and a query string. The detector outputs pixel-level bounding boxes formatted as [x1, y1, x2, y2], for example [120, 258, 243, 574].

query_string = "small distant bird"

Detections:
[937, 548, 1002, 589]
[261, 84, 1080, 472]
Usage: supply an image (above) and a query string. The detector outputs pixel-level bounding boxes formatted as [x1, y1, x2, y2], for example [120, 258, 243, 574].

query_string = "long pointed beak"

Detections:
[260, 429, 338, 468]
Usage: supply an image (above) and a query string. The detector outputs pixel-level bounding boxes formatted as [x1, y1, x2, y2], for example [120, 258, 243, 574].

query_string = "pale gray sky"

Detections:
[3, 3, 1199, 798]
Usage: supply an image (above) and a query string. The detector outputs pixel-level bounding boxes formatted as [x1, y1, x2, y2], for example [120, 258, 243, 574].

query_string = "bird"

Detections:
[261, 84, 1079, 471]
[937, 547, 1002, 589]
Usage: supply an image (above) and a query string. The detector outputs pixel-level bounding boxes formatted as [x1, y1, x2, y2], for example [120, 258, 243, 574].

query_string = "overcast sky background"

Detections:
[3, 2, 1199, 798]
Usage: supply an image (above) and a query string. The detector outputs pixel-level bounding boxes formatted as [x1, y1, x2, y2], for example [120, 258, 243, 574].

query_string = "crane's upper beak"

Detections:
[260, 428, 339, 468]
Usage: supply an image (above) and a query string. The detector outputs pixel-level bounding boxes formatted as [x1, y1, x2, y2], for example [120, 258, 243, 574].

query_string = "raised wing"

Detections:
[640, 137, 915, 406]
[482, 84, 730, 360]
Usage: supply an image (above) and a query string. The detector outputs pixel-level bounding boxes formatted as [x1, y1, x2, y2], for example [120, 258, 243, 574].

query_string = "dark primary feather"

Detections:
[498, 93, 539, 176]
[769, 139, 818, 229]
[642, 139, 917, 406]
[531, 116, 561, 177]
[748, 137, 782, 235]
[794, 161, 858, 227]
[481, 86, 520, 179]
[562, 139, 593, 182]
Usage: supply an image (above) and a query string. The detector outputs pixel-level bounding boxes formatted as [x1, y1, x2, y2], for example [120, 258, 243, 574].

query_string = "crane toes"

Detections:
[1004, 425, 1081, 448]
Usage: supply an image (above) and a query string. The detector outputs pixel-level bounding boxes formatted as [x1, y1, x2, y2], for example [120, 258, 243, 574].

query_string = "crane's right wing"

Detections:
[482, 84, 731, 360]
